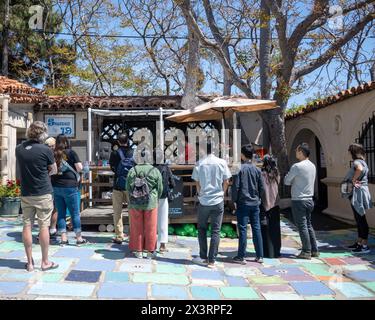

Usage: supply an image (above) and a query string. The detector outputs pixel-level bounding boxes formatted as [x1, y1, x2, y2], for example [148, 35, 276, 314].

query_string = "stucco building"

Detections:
[285, 81, 375, 228]
[1, 76, 374, 227]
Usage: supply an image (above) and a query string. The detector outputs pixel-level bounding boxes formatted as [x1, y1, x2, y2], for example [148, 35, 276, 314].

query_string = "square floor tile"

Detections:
[342, 265, 369, 271]
[73, 259, 116, 272]
[47, 257, 75, 273]
[342, 257, 369, 265]
[119, 262, 153, 273]
[224, 267, 258, 277]
[191, 270, 224, 280]
[97, 283, 147, 299]
[301, 264, 334, 276]
[257, 284, 294, 293]
[133, 273, 189, 285]
[41, 273, 64, 282]
[248, 275, 287, 285]
[345, 270, 375, 282]
[190, 286, 221, 300]
[362, 282, 375, 292]
[291, 281, 335, 296]
[156, 264, 186, 274]
[28, 282, 95, 297]
[105, 272, 129, 282]
[225, 276, 249, 287]
[0, 242, 24, 252]
[0, 272, 35, 281]
[65, 270, 102, 283]
[261, 267, 306, 276]
[152, 284, 189, 299]
[0, 281, 27, 295]
[262, 293, 303, 300]
[304, 296, 335, 300]
[53, 248, 95, 259]
[280, 274, 317, 282]
[323, 258, 347, 266]
[93, 250, 126, 260]
[220, 287, 259, 299]
[329, 282, 374, 298]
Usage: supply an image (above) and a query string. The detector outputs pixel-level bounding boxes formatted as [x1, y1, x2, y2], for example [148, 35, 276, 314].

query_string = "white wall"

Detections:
[285, 90, 375, 227]
[35, 110, 89, 162]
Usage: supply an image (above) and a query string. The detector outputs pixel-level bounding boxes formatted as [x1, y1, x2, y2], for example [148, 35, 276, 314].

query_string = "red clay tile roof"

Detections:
[285, 81, 375, 120]
[0, 76, 46, 104]
[35, 95, 213, 111]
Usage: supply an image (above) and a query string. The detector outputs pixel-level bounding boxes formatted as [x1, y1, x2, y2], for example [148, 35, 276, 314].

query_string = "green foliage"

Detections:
[0, 0, 76, 89]
[0, 180, 21, 198]
[169, 223, 237, 238]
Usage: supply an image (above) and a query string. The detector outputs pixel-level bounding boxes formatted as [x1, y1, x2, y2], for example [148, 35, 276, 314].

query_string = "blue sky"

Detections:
[39, 1, 375, 108]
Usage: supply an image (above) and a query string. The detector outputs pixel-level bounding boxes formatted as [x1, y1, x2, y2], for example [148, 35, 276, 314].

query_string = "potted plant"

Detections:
[0, 179, 21, 216]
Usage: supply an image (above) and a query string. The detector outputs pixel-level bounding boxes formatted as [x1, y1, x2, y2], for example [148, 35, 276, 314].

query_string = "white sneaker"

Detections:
[352, 245, 371, 254]
[146, 252, 156, 259]
[134, 251, 143, 259]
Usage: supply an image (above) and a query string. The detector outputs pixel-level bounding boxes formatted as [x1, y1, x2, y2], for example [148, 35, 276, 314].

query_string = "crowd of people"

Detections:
[15, 121, 373, 272]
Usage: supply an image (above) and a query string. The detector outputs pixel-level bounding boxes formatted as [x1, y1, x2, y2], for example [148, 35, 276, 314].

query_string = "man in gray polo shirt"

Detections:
[284, 142, 318, 260]
[192, 140, 231, 268]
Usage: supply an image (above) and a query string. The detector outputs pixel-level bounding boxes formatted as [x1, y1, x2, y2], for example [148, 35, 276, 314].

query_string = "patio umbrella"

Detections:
[166, 96, 277, 123]
[166, 97, 278, 161]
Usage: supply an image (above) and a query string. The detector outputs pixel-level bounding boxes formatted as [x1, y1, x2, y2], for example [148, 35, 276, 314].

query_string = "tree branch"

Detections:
[292, 12, 375, 81]
[177, 0, 254, 97]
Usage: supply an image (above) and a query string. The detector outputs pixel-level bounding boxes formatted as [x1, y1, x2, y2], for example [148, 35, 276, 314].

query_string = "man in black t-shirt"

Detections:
[109, 133, 134, 244]
[15, 121, 59, 272]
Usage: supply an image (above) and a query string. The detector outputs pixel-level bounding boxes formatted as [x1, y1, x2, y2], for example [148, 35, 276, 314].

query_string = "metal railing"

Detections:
[356, 111, 375, 183]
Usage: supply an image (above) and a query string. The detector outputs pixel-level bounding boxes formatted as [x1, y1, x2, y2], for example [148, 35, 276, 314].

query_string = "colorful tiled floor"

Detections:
[0, 217, 374, 300]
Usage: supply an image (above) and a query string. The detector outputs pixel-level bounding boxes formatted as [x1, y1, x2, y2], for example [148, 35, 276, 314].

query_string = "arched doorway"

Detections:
[289, 128, 328, 210]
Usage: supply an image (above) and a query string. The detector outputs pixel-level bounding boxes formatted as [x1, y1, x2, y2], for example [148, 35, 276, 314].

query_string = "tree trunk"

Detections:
[222, 47, 232, 95]
[1, 0, 10, 76]
[262, 99, 289, 178]
[181, 22, 200, 109]
[371, 61, 375, 82]
[259, 0, 272, 152]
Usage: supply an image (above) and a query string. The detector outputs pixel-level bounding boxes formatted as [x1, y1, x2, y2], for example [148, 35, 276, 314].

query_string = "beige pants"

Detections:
[21, 194, 54, 228]
[112, 190, 129, 240]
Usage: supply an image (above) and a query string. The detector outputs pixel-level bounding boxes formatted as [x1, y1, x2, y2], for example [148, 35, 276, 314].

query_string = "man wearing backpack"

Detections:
[126, 150, 163, 259]
[110, 133, 135, 244]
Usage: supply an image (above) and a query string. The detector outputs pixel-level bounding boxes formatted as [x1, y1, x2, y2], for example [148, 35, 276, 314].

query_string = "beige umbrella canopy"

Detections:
[166, 96, 278, 123]
[167, 97, 278, 163]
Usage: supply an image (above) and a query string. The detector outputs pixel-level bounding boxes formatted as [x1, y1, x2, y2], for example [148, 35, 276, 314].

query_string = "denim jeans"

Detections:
[54, 187, 81, 234]
[236, 204, 263, 259]
[197, 201, 224, 263]
[291, 199, 318, 254]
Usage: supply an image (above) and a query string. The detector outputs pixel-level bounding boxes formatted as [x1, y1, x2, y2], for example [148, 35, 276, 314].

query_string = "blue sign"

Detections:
[45, 114, 75, 138]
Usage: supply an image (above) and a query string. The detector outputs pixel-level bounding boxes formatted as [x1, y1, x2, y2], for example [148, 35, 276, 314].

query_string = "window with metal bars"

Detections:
[356, 111, 375, 183]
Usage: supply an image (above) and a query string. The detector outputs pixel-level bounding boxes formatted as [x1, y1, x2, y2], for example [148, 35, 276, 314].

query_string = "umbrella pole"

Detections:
[221, 111, 226, 159]
[87, 108, 93, 208]
[233, 111, 238, 164]
[159, 107, 164, 163]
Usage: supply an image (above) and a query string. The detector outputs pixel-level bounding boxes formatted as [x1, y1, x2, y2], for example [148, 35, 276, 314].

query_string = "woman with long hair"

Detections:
[52, 134, 87, 246]
[345, 144, 372, 254]
[260, 154, 282, 258]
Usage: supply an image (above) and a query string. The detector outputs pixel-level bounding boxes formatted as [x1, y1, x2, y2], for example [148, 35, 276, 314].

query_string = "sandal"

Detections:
[25, 258, 35, 272]
[112, 238, 123, 245]
[76, 239, 89, 246]
[59, 240, 69, 246]
[41, 262, 59, 271]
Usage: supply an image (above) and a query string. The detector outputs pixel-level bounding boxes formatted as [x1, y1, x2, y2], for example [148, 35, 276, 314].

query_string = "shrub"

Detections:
[0, 180, 21, 198]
